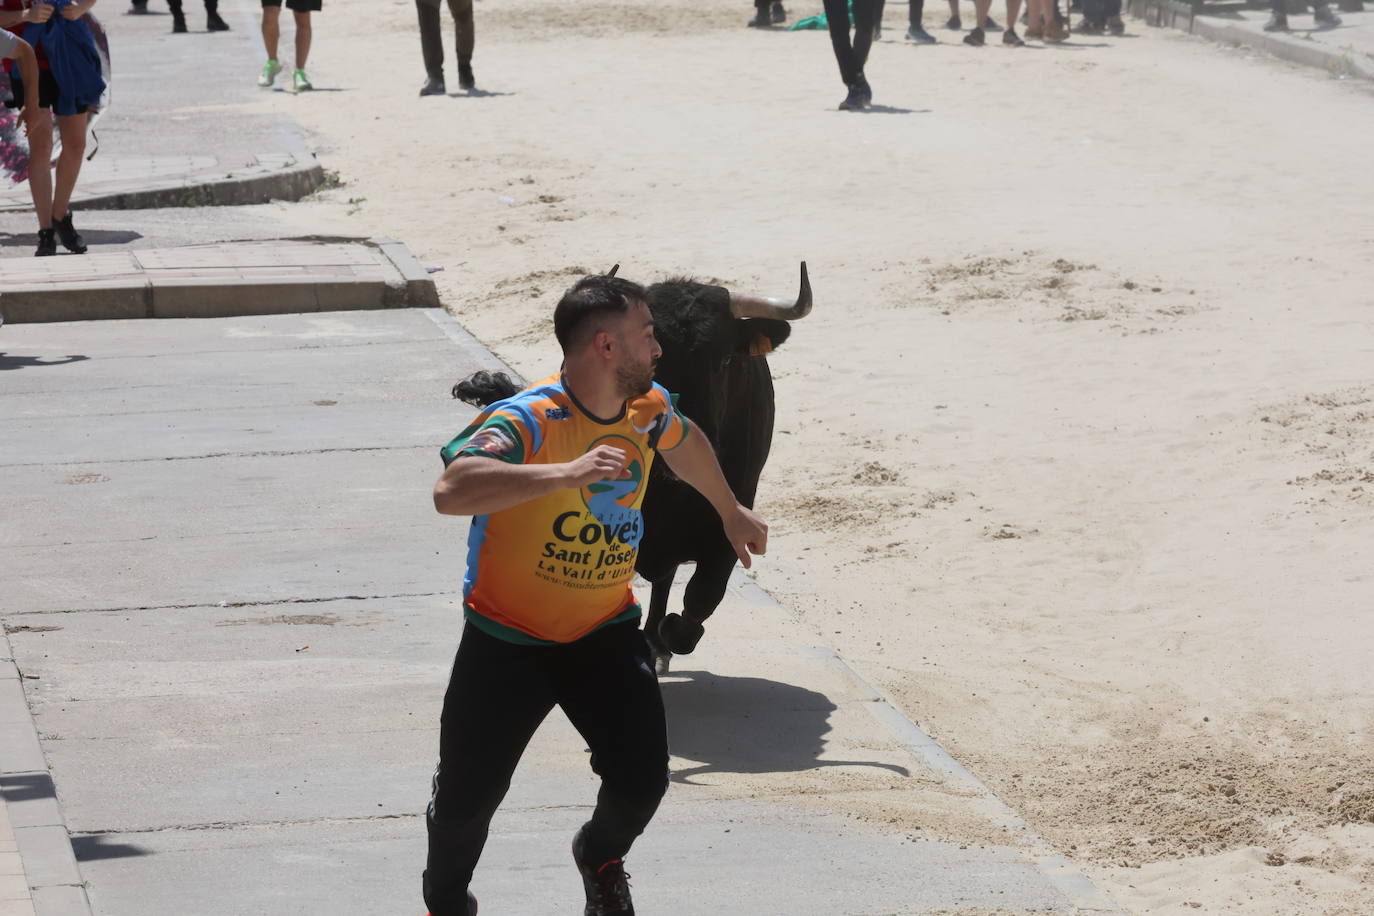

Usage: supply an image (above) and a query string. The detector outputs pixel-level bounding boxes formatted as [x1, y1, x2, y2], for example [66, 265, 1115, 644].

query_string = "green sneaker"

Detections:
[293, 68, 313, 91]
[257, 59, 282, 88]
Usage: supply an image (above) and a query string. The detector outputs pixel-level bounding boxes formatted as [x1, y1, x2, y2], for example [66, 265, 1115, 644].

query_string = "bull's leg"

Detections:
[644, 571, 676, 676]
[659, 556, 734, 656]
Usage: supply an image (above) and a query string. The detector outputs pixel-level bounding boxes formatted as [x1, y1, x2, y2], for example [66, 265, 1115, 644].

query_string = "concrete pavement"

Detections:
[0, 309, 1125, 915]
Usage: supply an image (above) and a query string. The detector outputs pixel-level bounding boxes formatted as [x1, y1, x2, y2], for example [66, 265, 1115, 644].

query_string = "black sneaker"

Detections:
[35, 228, 57, 257]
[207, 11, 230, 30]
[837, 82, 865, 110]
[984, 15, 1000, 29]
[747, 9, 771, 26]
[128, 0, 149, 12]
[419, 75, 446, 96]
[1106, 14, 1124, 33]
[945, 13, 961, 28]
[53, 213, 87, 254]
[1073, 18, 1103, 33]
[906, 24, 936, 42]
[855, 73, 872, 105]
[573, 829, 634, 915]
[458, 62, 475, 90]
[771, 0, 786, 22]
[1263, 11, 1288, 29]
[963, 25, 986, 44]
[171, 14, 187, 31]
[1003, 27, 1024, 44]
[1312, 3, 1341, 25]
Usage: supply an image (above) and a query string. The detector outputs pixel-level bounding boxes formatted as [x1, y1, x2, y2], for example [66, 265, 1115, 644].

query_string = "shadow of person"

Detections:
[0, 229, 142, 247]
[71, 834, 152, 862]
[660, 670, 910, 784]
[0, 353, 90, 370]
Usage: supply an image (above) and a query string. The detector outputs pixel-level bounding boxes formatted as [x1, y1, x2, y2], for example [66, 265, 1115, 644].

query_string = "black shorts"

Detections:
[262, 0, 321, 10]
[1, 70, 88, 114]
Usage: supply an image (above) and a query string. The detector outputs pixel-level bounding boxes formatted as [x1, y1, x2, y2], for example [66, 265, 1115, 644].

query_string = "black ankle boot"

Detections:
[53, 213, 87, 254]
[207, 11, 230, 30]
[457, 61, 475, 90]
[35, 228, 57, 257]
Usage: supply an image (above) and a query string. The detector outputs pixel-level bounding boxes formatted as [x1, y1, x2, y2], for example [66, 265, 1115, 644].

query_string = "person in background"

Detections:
[1264, 0, 1340, 31]
[747, 0, 786, 28]
[128, 0, 229, 33]
[257, 0, 316, 91]
[2, 0, 104, 257]
[822, 0, 878, 109]
[416, 0, 474, 96]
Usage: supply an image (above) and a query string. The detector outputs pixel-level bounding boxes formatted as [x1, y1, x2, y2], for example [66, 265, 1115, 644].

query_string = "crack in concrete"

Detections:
[1, 445, 433, 470]
[72, 804, 595, 836]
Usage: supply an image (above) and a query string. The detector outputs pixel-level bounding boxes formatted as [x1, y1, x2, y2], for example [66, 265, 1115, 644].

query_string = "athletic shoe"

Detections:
[906, 25, 937, 42]
[573, 829, 634, 915]
[1107, 14, 1124, 33]
[1073, 18, 1103, 33]
[856, 73, 872, 105]
[771, 0, 787, 21]
[53, 213, 87, 254]
[171, 15, 187, 32]
[258, 59, 282, 87]
[1043, 18, 1068, 40]
[838, 83, 865, 110]
[35, 229, 56, 258]
[963, 25, 986, 44]
[984, 15, 1000, 29]
[747, 10, 770, 26]
[1312, 3, 1341, 25]
[945, 13, 961, 28]
[128, 1, 149, 13]
[419, 75, 446, 96]
[207, 11, 230, 30]
[423, 893, 478, 916]
[458, 62, 475, 90]
[1003, 27, 1025, 44]
[293, 69, 313, 91]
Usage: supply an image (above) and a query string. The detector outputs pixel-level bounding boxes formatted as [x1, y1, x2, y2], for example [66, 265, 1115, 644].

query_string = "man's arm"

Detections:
[434, 444, 631, 517]
[10, 39, 39, 132]
[659, 426, 769, 568]
[1, 3, 55, 29]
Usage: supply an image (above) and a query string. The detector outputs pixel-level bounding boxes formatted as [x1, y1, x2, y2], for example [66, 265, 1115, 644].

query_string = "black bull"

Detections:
[451, 263, 812, 674]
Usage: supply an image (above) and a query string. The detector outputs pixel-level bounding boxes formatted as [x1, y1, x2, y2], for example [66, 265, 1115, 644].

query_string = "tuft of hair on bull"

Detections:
[451, 370, 519, 408]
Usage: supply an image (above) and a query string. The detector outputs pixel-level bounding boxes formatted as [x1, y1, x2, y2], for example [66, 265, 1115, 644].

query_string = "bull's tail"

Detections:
[451, 370, 519, 408]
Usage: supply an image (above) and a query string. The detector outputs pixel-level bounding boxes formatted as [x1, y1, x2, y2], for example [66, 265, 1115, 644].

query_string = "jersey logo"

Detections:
[546, 407, 571, 421]
[465, 427, 518, 459]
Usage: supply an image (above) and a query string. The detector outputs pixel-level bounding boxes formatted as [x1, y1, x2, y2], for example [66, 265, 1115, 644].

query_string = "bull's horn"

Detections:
[729, 261, 812, 321]
[606, 264, 619, 277]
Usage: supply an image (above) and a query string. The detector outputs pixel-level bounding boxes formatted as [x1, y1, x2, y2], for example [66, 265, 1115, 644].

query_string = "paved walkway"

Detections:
[0, 0, 321, 213]
[0, 239, 438, 323]
[1135, 0, 1374, 79]
[0, 309, 1125, 916]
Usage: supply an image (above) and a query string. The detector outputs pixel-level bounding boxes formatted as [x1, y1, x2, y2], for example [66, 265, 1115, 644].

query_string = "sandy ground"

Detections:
[241, 1, 1374, 912]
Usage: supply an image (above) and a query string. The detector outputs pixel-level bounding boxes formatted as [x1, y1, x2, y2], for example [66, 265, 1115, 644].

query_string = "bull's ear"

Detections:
[734, 318, 792, 356]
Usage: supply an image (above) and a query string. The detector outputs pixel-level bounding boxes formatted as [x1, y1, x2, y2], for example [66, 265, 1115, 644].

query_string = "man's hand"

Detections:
[25, 2, 54, 22]
[561, 445, 630, 488]
[21, 105, 40, 139]
[722, 504, 768, 569]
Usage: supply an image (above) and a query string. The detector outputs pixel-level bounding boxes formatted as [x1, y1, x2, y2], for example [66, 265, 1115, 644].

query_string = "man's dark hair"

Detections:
[553, 274, 649, 353]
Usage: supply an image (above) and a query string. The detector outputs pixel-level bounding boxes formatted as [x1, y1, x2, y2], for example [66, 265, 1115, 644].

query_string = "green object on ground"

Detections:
[788, 1, 854, 29]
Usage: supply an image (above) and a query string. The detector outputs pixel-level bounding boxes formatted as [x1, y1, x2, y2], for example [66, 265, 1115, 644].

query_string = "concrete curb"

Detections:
[0, 238, 439, 324]
[0, 633, 93, 916]
[0, 119, 326, 215]
[1128, 0, 1374, 80]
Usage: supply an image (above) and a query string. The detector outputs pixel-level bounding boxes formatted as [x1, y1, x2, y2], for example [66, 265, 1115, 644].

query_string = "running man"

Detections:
[257, 0, 316, 91]
[425, 273, 769, 916]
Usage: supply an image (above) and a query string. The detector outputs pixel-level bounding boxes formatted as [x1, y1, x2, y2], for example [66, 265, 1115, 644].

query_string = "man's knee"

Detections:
[448, 0, 473, 22]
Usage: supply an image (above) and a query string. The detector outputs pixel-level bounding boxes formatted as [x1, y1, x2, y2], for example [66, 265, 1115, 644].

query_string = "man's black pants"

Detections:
[823, 0, 880, 85]
[423, 619, 669, 916]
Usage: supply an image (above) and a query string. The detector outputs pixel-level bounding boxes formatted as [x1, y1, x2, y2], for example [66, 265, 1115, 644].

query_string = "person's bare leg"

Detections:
[26, 108, 54, 229]
[51, 112, 88, 222]
[293, 10, 311, 68]
[261, 5, 280, 60]
[1003, 0, 1023, 38]
[973, 0, 992, 26]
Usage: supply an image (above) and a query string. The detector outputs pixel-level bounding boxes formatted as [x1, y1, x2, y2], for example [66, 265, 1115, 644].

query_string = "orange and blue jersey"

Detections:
[441, 374, 690, 645]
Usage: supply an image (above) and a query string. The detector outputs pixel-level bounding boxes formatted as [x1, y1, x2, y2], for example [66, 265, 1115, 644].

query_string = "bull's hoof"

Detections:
[659, 614, 705, 655]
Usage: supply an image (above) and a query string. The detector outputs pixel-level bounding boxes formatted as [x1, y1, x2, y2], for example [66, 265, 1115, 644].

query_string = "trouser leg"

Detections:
[823, 0, 859, 83]
[447, 0, 474, 64]
[852, 0, 878, 70]
[423, 625, 555, 916]
[555, 622, 669, 867]
[909, 0, 926, 28]
[416, 0, 446, 78]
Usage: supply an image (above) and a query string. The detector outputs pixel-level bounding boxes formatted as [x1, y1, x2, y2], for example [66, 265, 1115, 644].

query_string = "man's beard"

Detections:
[616, 358, 656, 399]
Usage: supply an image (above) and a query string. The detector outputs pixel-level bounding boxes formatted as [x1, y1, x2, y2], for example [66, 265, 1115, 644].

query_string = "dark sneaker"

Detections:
[1263, 11, 1288, 29]
[423, 891, 477, 916]
[838, 82, 866, 110]
[573, 829, 634, 915]
[128, 0, 149, 12]
[945, 13, 961, 28]
[171, 14, 187, 32]
[419, 75, 446, 96]
[747, 10, 770, 26]
[1106, 14, 1124, 33]
[207, 11, 230, 30]
[856, 74, 872, 105]
[771, 0, 787, 21]
[1073, 18, 1103, 33]
[1003, 27, 1024, 44]
[1312, 3, 1341, 25]
[963, 25, 986, 44]
[458, 62, 475, 90]
[53, 213, 86, 254]
[35, 229, 57, 257]
[984, 15, 1000, 29]
[906, 24, 937, 42]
